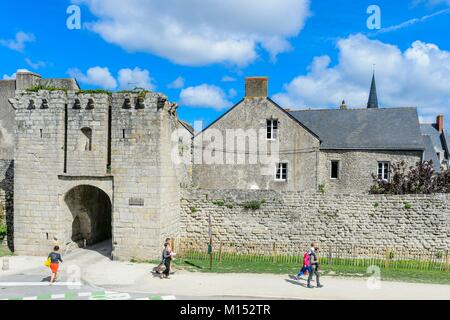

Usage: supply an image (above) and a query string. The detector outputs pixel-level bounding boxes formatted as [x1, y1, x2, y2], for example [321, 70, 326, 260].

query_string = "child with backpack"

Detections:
[296, 249, 311, 280]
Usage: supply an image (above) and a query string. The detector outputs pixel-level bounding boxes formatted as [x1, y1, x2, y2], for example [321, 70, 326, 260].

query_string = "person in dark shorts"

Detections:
[307, 246, 323, 288]
[48, 246, 63, 283]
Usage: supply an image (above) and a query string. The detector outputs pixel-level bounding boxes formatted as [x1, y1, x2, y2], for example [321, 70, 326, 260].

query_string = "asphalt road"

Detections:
[0, 272, 274, 300]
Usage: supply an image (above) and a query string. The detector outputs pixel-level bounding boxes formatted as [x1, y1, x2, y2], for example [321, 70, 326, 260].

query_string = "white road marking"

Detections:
[0, 282, 82, 287]
[78, 292, 93, 297]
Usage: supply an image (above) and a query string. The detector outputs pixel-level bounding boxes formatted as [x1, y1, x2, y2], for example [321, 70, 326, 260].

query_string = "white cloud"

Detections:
[228, 88, 238, 98]
[118, 67, 155, 90]
[180, 84, 232, 110]
[221, 76, 237, 82]
[2, 73, 16, 80]
[74, 0, 310, 66]
[167, 76, 185, 89]
[377, 8, 450, 34]
[2, 68, 32, 80]
[25, 58, 47, 70]
[273, 34, 450, 121]
[67, 66, 155, 90]
[68, 66, 117, 89]
[0, 31, 35, 52]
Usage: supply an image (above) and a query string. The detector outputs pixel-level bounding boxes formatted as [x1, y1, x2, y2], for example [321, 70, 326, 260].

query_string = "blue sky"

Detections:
[1, 0, 450, 128]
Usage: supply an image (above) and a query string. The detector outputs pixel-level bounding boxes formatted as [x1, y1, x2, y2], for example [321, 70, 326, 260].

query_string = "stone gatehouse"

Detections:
[7, 87, 185, 260]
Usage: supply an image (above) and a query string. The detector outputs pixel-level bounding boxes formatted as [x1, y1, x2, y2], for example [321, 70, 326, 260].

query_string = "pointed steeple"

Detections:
[367, 72, 379, 109]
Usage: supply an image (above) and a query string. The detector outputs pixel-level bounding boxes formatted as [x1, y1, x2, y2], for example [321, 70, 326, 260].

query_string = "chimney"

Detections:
[245, 77, 268, 98]
[15, 70, 41, 90]
[437, 114, 444, 133]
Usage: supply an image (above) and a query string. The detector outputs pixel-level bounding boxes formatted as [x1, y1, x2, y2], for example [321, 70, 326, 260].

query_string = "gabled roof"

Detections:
[194, 98, 321, 141]
[178, 119, 194, 135]
[420, 123, 447, 154]
[288, 107, 425, 151]
[422, 135, 441, 172]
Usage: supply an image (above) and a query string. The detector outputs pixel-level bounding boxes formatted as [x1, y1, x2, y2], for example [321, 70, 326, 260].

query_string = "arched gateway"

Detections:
[64, 185, 112, 247]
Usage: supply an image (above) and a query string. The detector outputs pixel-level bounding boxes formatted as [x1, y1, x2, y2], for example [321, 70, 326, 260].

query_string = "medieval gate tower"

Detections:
[9, 88, 182, 260]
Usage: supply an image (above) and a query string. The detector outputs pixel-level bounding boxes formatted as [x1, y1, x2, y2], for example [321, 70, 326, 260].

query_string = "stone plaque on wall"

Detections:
[129, 197, 144, 206]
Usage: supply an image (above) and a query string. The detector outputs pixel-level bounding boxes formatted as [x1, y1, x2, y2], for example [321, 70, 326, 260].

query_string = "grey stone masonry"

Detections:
[9, 90, 183, 260]
[180, 189, 450, 252]
[193, 97, 320, 191]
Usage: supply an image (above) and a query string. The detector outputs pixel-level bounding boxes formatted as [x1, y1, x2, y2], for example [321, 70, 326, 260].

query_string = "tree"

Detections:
[369, 160, 448, 195]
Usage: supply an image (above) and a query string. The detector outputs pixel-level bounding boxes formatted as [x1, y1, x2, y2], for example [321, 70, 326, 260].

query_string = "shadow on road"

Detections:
[84, 240, 113, 259]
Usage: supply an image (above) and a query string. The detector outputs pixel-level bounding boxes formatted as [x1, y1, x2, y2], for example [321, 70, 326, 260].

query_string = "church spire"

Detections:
[367, 72, 379, 109]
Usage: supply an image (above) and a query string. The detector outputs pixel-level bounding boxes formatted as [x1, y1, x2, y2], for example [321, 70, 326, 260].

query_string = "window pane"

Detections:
[331, 161, 339, 179]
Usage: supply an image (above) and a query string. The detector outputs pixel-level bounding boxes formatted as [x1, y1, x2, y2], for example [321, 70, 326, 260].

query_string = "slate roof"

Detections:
[420, 123, 450, 173]
[420, 124, 447, 154]
[422, 135, 441, 172]
[178, 120, 194, 135]
[288, 107, 425, 151]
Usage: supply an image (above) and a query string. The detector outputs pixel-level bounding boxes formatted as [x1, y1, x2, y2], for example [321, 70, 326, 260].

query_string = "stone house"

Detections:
[420, 114, 450, 172]
[193, 76, 434, 193]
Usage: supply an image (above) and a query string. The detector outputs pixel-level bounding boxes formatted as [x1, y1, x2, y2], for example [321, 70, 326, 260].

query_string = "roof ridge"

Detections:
[288, 107, 418, 112]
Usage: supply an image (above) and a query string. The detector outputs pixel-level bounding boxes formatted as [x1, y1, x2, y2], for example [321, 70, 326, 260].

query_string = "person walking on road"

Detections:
[307, 245, 323, 288]
[161, 242, 176, 279]
[48, 246, 63, 283]
[154, 238, 171, 274]
[296, 250, 311, 279]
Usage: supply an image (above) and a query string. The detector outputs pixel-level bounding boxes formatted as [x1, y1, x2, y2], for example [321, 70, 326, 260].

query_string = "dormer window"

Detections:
[267, 119, 278, 140]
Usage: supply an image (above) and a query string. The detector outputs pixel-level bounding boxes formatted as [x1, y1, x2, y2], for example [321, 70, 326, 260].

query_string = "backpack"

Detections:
[303, 251, 310, 266]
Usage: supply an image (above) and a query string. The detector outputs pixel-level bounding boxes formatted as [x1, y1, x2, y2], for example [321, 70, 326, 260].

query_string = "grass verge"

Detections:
[0, 245, 13, 257]
[171, 258, 450, 285]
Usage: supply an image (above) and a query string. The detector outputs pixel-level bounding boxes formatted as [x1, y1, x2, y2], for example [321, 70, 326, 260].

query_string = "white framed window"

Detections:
[275, 162, 288, 181]
[267, 119, 278, 140]
[378, 162, 390, 181]
[330, 160, 339, 179]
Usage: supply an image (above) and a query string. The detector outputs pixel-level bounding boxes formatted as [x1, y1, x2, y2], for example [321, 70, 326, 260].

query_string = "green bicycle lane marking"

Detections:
[1, 291, 172, 300]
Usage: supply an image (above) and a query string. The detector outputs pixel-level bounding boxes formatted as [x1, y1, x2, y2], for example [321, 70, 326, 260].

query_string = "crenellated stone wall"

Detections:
[180, 189, 450, 252]
[9, 90, 183, 260]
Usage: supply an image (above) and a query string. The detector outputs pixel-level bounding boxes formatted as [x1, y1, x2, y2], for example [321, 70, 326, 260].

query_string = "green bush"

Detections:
[404, 202, 412, 210]
[27, 85, 67, 92]
[226, 203, 235, 209]
[212, 199, 225, 206]
[243, 200, 263, 210]
[319, 184, 325, 194]
[78, 89, 113, 95]
[0, 223, 6, 241]
[190, 207, 198, 214]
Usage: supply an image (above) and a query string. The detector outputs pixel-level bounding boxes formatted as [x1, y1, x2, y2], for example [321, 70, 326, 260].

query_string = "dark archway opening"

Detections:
[64, 185, 112, 248]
